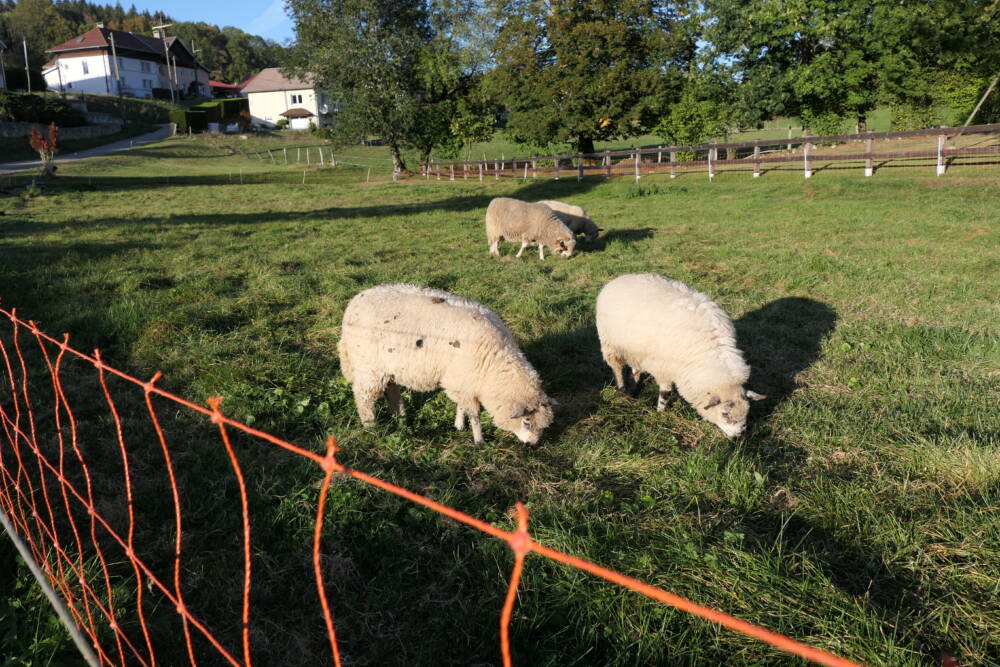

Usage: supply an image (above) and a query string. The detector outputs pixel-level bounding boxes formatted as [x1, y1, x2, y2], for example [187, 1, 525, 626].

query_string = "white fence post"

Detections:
[634, 148, 641, 181]
[936, 134, 946, 176]
[553, 155, 559, 180]
[479, 162, 484, 181]
[865, 137, 873, 177]
[753, 145, 761, 178]
[804, 142, 812, 179]
[670, 150, 676, 179]
[707, 147, 714, 180]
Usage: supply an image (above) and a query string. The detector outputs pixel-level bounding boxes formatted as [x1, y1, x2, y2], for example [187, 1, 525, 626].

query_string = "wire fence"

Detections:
[0, 305, 863, 667]
[425, 123, 1000, 182]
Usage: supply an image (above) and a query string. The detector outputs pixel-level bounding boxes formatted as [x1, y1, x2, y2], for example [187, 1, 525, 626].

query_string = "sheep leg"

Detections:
[538, 244, 545, 260]
[656, 384, 673, 412]
[606, 354, 627, 391]
[489, 239, 501, 256]
[627, 368, 644, 397]
[352, 379, 384, 426]
[384, 382, 405, 418]
[515, 241, 529, 258]
[454, 406, 465, 431]
[467, 411, 483, 445]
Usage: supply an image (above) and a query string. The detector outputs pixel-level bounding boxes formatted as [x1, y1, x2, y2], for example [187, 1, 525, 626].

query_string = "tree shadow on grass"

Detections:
[586, 227, 655, 253]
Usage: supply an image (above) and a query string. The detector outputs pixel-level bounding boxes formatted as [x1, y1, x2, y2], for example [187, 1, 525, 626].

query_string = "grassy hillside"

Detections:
[0, 138, 997, 666]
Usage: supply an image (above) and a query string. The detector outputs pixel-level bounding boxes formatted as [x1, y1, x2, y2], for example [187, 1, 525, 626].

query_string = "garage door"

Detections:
[291, 117, 311, 130]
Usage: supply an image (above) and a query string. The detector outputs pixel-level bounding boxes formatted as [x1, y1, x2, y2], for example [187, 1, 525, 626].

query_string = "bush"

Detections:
[152, 88, 173, 101]
[169, 108, 189, 132]
[654, 93, 729, 148]
[0, 92, 86, 127]
[799, 109, 847, 138]
[889, 104, 939, 131]
[275, 118, 289, 129]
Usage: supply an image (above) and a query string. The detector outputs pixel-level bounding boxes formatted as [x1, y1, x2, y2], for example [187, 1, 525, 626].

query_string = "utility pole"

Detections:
[110, 33, 125, 126]
[152, 23, 175, 104]
[0, 40, 8, 92]
[22, 37, 30, 93]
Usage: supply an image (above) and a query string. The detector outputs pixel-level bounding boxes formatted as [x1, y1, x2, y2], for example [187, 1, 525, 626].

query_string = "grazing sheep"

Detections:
[595, 274, 765, 438]
[485, 197, 576, 260]
[537, 200, 603, 241]
[338, 284, 555, 445]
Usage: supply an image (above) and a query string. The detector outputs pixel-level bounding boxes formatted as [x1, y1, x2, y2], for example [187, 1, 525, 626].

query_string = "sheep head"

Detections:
[696, 386, 765, 438]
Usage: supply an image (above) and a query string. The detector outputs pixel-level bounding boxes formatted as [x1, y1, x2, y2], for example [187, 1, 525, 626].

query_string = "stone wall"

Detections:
[0, 121, 124, 140]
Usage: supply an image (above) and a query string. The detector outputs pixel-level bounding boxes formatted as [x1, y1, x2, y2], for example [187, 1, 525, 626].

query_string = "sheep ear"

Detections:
[546, 397, 559, 406]
[704, 395, 721, 409]
[745, 390, 766, 401]
[510, 403, 528, 419]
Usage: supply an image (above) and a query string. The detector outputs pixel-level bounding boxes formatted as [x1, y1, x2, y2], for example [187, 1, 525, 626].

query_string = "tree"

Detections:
[29, 121, 59, 177]
[486, 0, 694, 154]
[285, 0, 483, 172]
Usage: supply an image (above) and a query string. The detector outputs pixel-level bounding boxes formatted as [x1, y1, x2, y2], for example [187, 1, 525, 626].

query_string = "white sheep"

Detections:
[338, 284, 555, 445]
[595, 274, 765, 438]
[537, 200, 603, 241]
[485, 197, 576, 260]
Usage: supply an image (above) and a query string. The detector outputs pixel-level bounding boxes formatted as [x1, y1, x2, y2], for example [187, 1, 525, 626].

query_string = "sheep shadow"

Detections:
[734, 297, 838, 427]
[586, 227, 655, 253]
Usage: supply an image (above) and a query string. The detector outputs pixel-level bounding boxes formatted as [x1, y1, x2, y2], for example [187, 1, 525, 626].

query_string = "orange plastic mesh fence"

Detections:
[0, 306, 863, 667]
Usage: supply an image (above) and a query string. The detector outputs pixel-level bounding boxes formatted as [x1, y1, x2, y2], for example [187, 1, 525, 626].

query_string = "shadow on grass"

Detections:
[586, 227, 655, 253]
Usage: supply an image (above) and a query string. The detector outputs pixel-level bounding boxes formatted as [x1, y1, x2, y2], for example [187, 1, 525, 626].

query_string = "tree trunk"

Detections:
[389, 142, 407, 173]
[419, 152, 431, 174]
[577, 135, 596, 156]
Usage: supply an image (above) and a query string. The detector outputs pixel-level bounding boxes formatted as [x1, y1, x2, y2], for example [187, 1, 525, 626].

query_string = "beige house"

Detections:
[242, 68, 330, 129]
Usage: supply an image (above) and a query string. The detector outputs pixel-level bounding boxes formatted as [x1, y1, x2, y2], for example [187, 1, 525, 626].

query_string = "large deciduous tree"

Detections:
[285, 0, 484, 172]
[487, 0, 694, 154]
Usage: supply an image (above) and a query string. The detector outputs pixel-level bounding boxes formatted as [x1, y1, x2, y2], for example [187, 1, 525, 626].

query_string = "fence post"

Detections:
[306, 148, 311, 165]
[707, 147, 714, 180]
[604, 150, 611, 178]
[670, 151, 676, 179]
[283, 147, 288, 164]
[936, 134, 946, 176]
[657, 146, 663, 164]
[449, 163, 455, 181]
[634, 148, 641, 181]
[464, 163, 468, 180]
[753, 144, 761, 178]
[865, 137, 873, 177]
[479, 162, 484, 181]
[269, 150, 276, 164]
[318, 147, 323, 164]
[532, 160, 537, 179]
[297, 147, 301, 162]
[495, 160, 500, 180]
[523, 162, 528, 179]
[804, 142, 812, 179]
[553, 155, 559, 181]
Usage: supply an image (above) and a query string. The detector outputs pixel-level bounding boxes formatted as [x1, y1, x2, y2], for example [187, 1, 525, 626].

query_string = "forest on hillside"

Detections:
[0, 0, 287, 88]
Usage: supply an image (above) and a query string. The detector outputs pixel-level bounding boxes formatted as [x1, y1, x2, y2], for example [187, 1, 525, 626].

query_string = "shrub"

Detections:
[276, 118, 290, 129]
[655, 93, 729, 148]
[889, 104, 939, 131]
[0, 92, 86, 127]
[799, 110, 847, 139]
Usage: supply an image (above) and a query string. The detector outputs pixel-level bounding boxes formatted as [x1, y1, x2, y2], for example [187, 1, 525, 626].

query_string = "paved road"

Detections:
[0, 124, 173, 174]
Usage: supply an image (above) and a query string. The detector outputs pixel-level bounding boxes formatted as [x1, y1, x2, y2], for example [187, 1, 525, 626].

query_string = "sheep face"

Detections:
[498, 399, 555, 445]
[696, 386, 765, 438]
[554, 236, 576, 258]
[583, 228, 603, 242]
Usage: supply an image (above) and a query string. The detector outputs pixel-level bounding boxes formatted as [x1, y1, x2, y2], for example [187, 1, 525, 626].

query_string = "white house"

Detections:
[43, 25, 209, 99]
[242, 68, 331, 129]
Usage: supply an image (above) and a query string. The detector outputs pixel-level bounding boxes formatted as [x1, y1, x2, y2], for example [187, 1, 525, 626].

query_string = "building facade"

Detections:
[43, 26, 209, 99]
[241, 68, 331, 129]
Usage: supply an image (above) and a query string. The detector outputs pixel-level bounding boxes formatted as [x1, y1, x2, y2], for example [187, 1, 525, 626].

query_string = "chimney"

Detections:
[152, 28, 163, 39]
[96, 22, 104, 29]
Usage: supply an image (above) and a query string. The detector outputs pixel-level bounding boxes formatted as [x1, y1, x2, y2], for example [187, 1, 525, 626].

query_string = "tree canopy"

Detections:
[487, 0, 695, 154]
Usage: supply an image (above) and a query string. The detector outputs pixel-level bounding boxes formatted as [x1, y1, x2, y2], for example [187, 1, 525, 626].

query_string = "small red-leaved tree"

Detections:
[29, 122, 60, 177]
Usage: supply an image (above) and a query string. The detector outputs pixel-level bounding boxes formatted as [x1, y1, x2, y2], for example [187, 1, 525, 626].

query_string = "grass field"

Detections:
[0, 137, 998, 666]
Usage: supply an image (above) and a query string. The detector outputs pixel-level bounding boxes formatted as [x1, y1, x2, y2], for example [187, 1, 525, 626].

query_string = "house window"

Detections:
[141, 61, 151, 73]
[143, 79, 152, 89]
[290, 94, 303, 104]
[82, 61, 89, 74]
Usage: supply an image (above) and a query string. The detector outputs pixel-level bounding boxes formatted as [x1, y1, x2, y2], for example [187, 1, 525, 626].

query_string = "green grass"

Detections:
[0, 137, 998, 666]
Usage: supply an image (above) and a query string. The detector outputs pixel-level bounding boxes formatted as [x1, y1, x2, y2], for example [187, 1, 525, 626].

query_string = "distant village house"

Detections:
[241, 68, 331, 130]
[43, 24, 209, 99]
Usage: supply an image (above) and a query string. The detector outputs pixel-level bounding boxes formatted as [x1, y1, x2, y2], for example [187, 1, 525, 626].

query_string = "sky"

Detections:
[126, 0, 296, 44]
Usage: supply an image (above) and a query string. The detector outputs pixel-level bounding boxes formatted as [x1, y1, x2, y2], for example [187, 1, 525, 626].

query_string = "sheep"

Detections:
[485, 197, 576, 260]
[595, 274, 765, 438]
[338, 284, 555, 445]
[537, 200, 603, 241]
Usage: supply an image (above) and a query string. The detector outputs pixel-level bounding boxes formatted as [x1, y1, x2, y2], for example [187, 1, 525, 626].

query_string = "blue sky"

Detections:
[127, 0, 295, 44]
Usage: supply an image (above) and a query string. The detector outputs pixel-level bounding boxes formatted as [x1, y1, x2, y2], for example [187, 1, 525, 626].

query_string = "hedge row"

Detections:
[0, 91, 87, 127]
[169, 98, 249, 132]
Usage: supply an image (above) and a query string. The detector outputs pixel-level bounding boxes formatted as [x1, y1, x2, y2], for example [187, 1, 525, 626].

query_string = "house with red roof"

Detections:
[43, 24, 209, 99]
